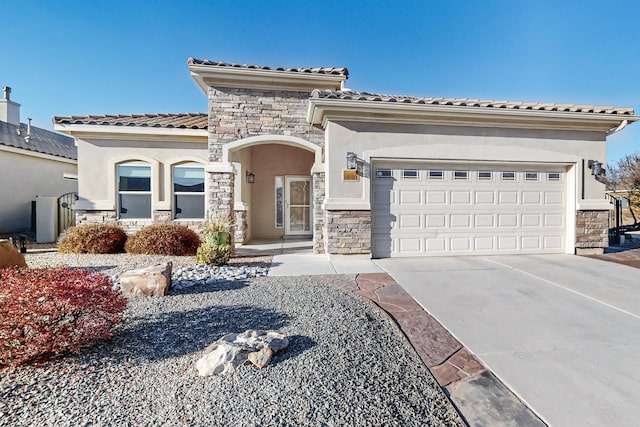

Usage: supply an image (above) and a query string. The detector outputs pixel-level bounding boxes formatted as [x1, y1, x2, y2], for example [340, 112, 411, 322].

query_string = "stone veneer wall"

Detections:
[326, 210, 371, 255]
[234, 209, 248, 244]
[312, 172, 325, 253]
[575, 210, 609, 251]
[206, 86, 326, 247]
[75, 210, 209, 236]
[206, 87, 324, 163]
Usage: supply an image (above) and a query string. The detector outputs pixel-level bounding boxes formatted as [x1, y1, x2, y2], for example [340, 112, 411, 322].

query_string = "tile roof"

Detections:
[53, 113, 208, 129]
[0, 120, 76, 160]
[188, 58, 349, 78]
[311, 90, 635, 116]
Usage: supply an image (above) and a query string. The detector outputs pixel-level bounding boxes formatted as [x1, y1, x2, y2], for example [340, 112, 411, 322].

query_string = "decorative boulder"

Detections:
[0, 239, 27, 268]
[119, 262, 172, 297]
[195, 329, 288, 376]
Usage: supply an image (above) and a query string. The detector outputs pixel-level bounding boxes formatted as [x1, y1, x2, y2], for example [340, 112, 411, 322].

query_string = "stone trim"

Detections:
[575, 210, 608, 251]
[75, 210, 208, 236]
[326, 210, 371, 255]
[312, 172, 325, 253]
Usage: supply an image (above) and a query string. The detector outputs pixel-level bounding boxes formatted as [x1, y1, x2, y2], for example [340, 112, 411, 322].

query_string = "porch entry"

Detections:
[285, 176, 312, 235]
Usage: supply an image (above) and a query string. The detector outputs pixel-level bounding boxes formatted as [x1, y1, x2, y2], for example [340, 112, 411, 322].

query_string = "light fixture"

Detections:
[588, 160, 605, 176]
[346, 152, 358, 170]
[246, 171, 255, 184]
[19, 235, 27, 254]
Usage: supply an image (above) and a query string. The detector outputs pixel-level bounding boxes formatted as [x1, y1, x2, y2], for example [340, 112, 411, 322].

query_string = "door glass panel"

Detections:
[289, 207, 310, 232]
[289, 181, 310, 205]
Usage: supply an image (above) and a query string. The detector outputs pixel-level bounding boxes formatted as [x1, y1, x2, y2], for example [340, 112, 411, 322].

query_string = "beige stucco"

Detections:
[73, 133, 207, 214]
[0, 147, 77, 232]
[236, 144, 314, 238]
[323, 121, 608, 210]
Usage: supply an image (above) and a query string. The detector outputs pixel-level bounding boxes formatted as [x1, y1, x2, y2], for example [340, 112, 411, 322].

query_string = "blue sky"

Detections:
[2, 0, 639, 163]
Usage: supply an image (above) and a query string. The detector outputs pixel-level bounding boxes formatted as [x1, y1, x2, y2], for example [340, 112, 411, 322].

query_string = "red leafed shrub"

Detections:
[58, 224, 127, 254]
[125, 224, 201, 256]
[0, 267, 127, 368]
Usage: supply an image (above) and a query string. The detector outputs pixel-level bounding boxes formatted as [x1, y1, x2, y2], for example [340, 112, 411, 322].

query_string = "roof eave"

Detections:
[189, 64, 347, 94]
[54, 123, 208, 139]
[307, 98, 639, 133]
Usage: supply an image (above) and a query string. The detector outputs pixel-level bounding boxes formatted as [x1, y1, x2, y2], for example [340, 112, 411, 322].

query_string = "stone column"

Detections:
[326, 210, 372, 255]
[575, 210, 609, 255]
[312, 172, 325, 253]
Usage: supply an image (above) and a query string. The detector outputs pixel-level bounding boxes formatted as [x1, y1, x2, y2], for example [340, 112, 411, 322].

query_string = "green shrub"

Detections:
[125, 224, 201, 256]
[0, 267, 127, 368]
[58, 224, 127, 254]
[196, 242, 233, 266]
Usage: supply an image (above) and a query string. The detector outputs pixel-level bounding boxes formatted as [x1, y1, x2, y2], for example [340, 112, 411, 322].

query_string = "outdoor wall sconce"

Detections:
[246, 171, 255, 184]
[588, 160, 605, 176]
[346, 152, 358, 170]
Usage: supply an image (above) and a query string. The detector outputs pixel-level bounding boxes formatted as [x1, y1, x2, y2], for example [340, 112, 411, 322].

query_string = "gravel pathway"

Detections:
[1, 253, 463, 426]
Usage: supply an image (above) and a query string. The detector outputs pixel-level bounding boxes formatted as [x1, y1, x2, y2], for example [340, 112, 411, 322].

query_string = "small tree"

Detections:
[606, 153, 640, 219]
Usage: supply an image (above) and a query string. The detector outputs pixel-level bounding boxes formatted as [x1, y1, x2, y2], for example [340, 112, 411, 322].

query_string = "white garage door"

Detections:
[372, 162, 567, 257]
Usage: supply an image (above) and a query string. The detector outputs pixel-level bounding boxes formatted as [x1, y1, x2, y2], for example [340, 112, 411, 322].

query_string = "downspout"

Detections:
[606, 119, 628, 136]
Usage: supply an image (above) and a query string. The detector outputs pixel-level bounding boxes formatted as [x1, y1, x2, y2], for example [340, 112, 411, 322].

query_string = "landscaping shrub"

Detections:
[125, 224, 201, 256]
[196, 221, 233, 266]
[0, 267, 127, 368]
[58, 224, 127, 254]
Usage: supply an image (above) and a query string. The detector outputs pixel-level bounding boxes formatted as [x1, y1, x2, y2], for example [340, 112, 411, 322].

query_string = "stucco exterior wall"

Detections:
[323, 121, 607, 210]
[74, 135, 207, 213]
[249, 144, 314, 238]
[0, 148, 77, 232]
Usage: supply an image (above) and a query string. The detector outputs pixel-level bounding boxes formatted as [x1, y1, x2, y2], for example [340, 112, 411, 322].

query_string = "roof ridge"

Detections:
[310, 90, 635, 115]
[188, 57, 349, 78]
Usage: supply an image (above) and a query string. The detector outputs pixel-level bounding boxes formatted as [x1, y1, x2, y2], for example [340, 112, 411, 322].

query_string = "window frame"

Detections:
[428, 170, 444, 180]
[117, 163, 152, 220]
[172, 165, 205, 220]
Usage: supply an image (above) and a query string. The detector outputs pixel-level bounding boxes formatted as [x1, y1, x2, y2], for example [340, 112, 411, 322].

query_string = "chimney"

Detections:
[0, 86, 21, 125]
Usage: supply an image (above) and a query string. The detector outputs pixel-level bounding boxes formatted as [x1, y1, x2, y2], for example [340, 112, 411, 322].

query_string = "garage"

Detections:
[372, 162, 568, 257]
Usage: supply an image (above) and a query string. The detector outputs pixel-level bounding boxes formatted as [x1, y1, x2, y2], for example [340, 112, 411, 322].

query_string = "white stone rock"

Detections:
[195, 330, 288, 376]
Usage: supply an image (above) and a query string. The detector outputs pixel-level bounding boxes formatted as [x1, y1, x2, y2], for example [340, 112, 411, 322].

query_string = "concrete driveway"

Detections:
[374, 254, 640, 427]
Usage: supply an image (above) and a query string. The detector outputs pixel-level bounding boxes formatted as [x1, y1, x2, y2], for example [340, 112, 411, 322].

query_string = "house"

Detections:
[0, 86, 77, 233]
[53, 59, 638, 257]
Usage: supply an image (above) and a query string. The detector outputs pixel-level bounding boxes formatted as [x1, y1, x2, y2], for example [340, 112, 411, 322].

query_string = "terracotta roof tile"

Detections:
[53, 113, 208, 129]
[311, 90, 635, 116]
[188, 58, 349, 78]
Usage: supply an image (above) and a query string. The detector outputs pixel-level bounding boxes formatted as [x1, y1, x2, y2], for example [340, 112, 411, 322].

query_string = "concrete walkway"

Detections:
[376, 254, 640, 427]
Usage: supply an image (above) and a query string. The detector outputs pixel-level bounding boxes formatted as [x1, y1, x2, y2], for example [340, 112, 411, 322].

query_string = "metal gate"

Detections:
[58, 192, 78, 235]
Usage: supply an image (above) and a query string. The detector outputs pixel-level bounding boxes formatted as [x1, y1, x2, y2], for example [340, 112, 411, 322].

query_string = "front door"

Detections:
[285, 176, 312, 235]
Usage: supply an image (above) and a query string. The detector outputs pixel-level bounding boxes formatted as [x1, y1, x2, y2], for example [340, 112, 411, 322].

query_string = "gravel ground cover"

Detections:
[1, 253, 463, 426]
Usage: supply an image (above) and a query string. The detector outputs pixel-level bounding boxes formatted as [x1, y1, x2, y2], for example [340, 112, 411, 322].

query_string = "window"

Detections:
[501, 171, 516, 181]
[428, 170, 444, 180]
[118, 164, 151, 219]
[275, 176, 284, 228]
[547, 172, 561, 181]
[173, 166, 204, 219]
[525, 171, 539, 181]
[453, 170, 468, 180]
[402, 169, 419, 179]
[478, 171, 492, 180]
[376, 169, 392, 178]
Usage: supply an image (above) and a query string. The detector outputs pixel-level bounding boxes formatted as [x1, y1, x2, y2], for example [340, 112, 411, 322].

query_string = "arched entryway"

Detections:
[223, 136, 323, 243]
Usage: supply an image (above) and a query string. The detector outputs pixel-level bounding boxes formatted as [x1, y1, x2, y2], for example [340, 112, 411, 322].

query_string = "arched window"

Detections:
[117, 163, 151, 219]
[173, 165, 205, 219]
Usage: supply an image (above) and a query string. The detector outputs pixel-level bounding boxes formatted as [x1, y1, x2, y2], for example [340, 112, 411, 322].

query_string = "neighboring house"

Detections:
[53, 59, 638, 257]
[0, 86, 77, 233]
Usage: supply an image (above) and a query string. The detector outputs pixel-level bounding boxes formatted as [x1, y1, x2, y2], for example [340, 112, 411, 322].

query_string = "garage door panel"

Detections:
[426, 191, 447, 204]
[451, 214, 471, 227]
[475, 191, 495, 204]
[399, 214, 421, 228]
[399, 190, 422, 204]
[499, 191, 518, 204]
[451, 191, 471, 204]
[372, 163, 567, 257]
